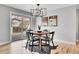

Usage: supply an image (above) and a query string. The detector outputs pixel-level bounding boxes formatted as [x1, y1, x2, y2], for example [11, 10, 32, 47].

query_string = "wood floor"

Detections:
[51, 42, 79, 54]
[0, 40, 79, 54]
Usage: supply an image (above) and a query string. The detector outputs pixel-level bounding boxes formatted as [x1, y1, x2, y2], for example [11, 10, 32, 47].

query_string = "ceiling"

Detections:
[4, 4, 75, 12]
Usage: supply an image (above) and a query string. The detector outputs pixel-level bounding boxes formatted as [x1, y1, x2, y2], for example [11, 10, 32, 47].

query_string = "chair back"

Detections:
[26, 31, 31, 40]
[26, 29, 33, 39]
[41, 29, 49, 40]
[43, 29, 48, 32]
[49, 32, 55, 40]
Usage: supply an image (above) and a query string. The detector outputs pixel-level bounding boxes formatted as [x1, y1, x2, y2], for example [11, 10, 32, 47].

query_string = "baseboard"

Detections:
[0, 41, 11, 46]
[54, 39, 76, 45]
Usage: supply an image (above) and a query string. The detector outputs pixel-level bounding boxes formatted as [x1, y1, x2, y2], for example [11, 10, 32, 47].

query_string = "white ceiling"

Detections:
[4, 4, 75, 12]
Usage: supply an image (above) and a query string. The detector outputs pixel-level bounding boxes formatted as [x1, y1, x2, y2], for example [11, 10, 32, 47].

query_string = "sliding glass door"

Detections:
[10, 12, 31, 42]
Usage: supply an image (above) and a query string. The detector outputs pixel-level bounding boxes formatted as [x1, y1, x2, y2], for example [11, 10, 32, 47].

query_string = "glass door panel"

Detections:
[11, 13, 31, 42]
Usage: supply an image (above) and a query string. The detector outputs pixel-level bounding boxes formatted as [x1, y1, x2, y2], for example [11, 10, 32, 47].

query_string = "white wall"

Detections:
[76, 10, 78, 41]
[76, 5, 79, 41]
[35, 6, 77, 44]
[0, 5, 31, 43]
[35, 17, 42, 30]
[48, 6, 76, 44]
[76, 9, 79, 41]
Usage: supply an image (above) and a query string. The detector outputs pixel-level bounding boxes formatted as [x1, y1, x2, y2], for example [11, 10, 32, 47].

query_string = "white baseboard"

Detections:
[0, 41, 11, 46]
[54, 39, 76, 45]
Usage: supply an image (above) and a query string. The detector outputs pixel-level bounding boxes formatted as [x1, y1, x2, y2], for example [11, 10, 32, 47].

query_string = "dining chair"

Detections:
[43, 29, 48, 32]
[41, 34, 50, 46]
[49, 31, 55, 47]
[42, 29, 48, 37]
[41, 29, 49, 44]
[30, 33, 40, 51]
[38, 29, 50, 52]
[25, 30, 31, 48]
[40, 32, 51, 53]
[26, 29, 34, 49]
[26, 30, 39, 51]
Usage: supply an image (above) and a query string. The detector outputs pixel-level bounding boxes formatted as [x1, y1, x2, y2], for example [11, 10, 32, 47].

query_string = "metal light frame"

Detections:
[30, 4, 47, 16]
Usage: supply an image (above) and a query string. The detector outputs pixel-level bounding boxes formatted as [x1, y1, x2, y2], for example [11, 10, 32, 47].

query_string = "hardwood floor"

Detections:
[51, 42, 79, 54]
[0, 40, 79, 54]
[0, 44, 10, 54]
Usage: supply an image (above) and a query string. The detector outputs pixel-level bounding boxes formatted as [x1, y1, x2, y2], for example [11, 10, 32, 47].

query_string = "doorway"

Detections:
[10, 12, 31, 42]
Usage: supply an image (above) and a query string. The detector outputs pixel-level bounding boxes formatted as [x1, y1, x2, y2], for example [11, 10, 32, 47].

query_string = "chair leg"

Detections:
[48, 40, 50, 53]
[26, 41, 28, 48]
[31, 41, 33, 51]
[41, 40, 42, 51]
[45, 40, 47, 45]
[52, 40, 54, 47]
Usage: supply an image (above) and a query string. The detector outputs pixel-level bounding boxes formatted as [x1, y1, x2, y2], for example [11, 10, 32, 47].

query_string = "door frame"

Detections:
[10, 11, 31, 42]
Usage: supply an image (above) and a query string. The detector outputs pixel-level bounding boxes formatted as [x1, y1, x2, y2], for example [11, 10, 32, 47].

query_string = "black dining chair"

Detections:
[26, 29, 34, 49]
[30, 33, 40, 51]
[49, 31, 55, 47]
[40, 32, 51, 53]
[26, 30, 39, 51]
[41, 29, 49, 44]
[41, 34, 50, 46]
[43, 29, 48, 32]
[25, 30, 31, 48]
[41, 29, 49, 38]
